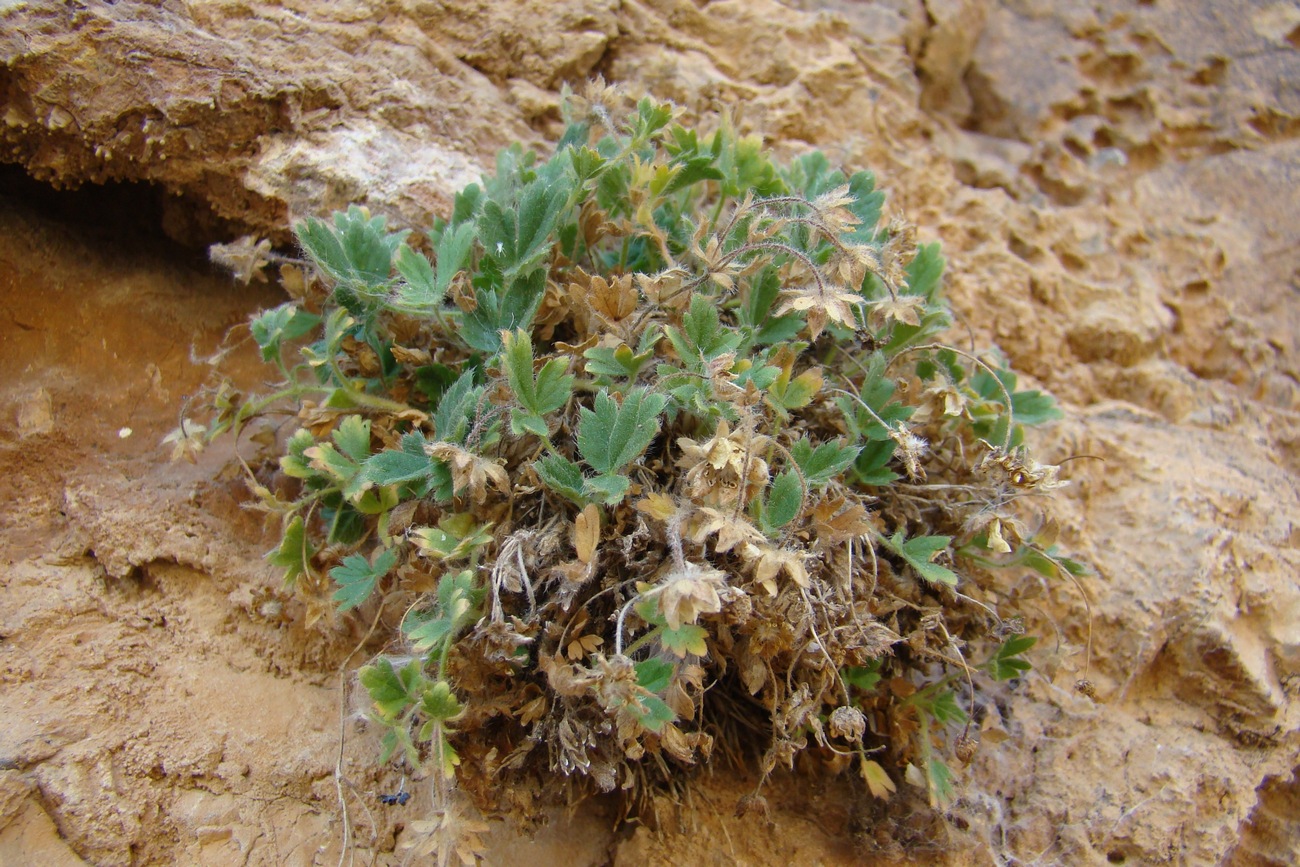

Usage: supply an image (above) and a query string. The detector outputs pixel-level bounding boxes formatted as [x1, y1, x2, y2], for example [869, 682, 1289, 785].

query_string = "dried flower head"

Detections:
[656, 561, 727, 631]
[828, 705, 867, 743]
[775, 280, 864, 340]
[425, 442, 510, 505]
[677, 419, 771, 506]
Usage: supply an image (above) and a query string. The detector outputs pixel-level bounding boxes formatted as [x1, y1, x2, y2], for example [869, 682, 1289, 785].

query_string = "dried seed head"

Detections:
[656, 561, 727, 631]
[955, 733, 979, 764]
[677, 419, 771, 506]
[888, 425, 929, 481]
[828, 706, 867, 743]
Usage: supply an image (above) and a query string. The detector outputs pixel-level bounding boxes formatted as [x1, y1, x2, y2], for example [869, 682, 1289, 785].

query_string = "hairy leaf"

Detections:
[577, 388, 668, 475]
[331, 548, 398, 611]
[266, 515, 314, 584]
[534, 454, 588, 506]
[790, 439, 860, 488]
[987, 635, 1037, 681]
[884, 531, 959, 586]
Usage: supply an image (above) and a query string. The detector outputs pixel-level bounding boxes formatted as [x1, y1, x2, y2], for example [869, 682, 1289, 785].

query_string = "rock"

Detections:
[1, 0, 1298, 864]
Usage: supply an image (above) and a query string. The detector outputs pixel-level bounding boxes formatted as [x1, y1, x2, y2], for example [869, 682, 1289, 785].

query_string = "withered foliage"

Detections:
[187, 88, 1089, 841]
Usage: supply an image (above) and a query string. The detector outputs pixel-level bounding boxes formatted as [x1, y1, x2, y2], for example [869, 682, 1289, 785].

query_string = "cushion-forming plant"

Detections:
[184, 86, 1089, 852]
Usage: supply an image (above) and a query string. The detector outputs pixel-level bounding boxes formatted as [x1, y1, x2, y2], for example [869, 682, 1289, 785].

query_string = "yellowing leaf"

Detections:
[574, 504, 601, 564]
[635, 492, 679, 522]
[861, 759, 897, 799]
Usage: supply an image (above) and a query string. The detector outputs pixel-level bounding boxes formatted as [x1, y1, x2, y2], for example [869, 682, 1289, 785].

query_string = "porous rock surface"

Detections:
[1, 0, 1297, 864]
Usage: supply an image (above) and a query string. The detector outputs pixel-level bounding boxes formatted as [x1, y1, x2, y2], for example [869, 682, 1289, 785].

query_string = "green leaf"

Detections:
[278, 429, 318, 480]
[987, 635, 1037, 681]
[330, 548, 398, 611]
[635, 658, 675, 694]
[740, 267, 801, 345]
[768, 361, 824, 413]
[577, 388, 668, 475]
[461, 269, 548, 353]
[501, 328, 574, 419]
[900, 242, 944, 302]
[360, 657, 426, 721]
[664, 295, 741, 368]
[884, 531, 959, 586]
[434, 221, 476, 299]
[411, 516, 494, 562]
[420, 680, 465, 722]
[851, 438, 899, 486]
[583, 342, 655, 381]
[333, 415, 372, 462]
[758, 469, 802, 534]
[790, 439, 860, 488]
[393, 243, 438, 310]
[844, 170, 884, 245]
[628, 97, 674, 142]
[432, 369, 482, 445]
[570, 145, 606, 186]
[364, 449, 433, 486]
[925, 756, 956, 806]
[660, 622, 708, 657]
[480, 178, 571, 281]
[267, 515, 314, 584]
[842, 662, 882, 693]
[630, 694, 676, 733]
[1012, 388, 1063, 427]
[927, 689, 968, 725]
[534, 454, 588, 506]
[249, 303, 321, 362]
[582, 472, 631, 505]
[403, 570, 478, 653]
[296, 205, 408, 290]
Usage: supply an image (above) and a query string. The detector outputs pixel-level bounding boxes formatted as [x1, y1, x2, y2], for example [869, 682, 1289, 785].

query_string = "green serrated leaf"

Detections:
[988, 635, 1038, 681]
[403, 570, 478, 653]
[249, 303, 321, 363]
[577, 388, 668, 475]
[1012, 388, 1063, 427]
[502, 328, 573, 418]
[333, 415, 372, 462]
[842, 661, 882, 693]
[330, 548, 398, 611]
[393, 244, 438, 310]
[461, 269, 548, 353]
[760, 469, 802, 533]
[360, 657, 426, 721]
[534, 454, 588, 506]
[434, 221, 476, 299]
[631, 694, 676, 733]
[927, 689, 968, 725]
[582, 472, 631, 505]
[790, 439, 860, 488]
[665, 295, 742, 368]
[660, 622, 708, 657]
[297, 206, 408, 291]
[363, 449, 432, 486]
[420, 680, 465, 722]
[432, 369, 482, 445]
[885, 531, 959, 586]
[267, 515, 315, 584]
[926, 756, 956, 807]
[411, 516, 494, 561]
[768, 366, 823, 411]
[635, 658, 675, 694]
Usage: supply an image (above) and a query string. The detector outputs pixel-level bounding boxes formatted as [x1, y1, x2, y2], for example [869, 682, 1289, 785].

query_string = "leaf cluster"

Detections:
[183, 91, 1087, 823]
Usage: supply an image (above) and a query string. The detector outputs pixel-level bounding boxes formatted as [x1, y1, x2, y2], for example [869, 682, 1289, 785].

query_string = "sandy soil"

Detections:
[1, 1, 1297, 865]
